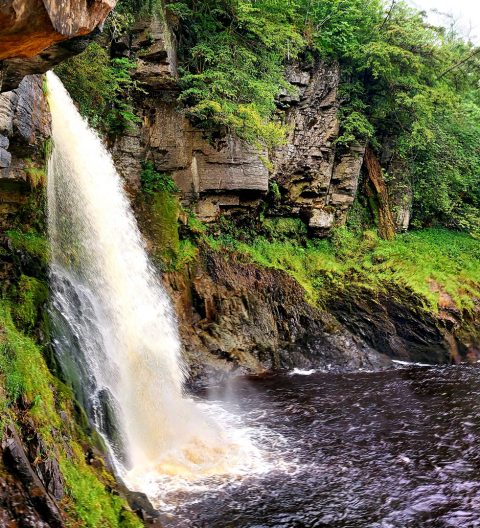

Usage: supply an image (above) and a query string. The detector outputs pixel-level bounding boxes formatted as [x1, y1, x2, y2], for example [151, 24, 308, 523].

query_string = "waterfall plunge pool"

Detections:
[153, 364, 480, 528]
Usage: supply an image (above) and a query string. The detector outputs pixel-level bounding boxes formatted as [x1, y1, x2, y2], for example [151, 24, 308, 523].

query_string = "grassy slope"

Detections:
[207, 227, 480, 313]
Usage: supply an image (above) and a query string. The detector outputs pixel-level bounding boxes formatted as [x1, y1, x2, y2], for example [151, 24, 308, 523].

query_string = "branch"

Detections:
[437, 47, 480, 80]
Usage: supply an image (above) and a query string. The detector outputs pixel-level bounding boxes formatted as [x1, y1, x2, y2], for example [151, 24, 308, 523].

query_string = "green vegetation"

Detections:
[0, 301, 58, 422]
[169, 0, 303, 147]
[11, 275, 49, 332]
[60, 449, 141, 528]
[6, 229, 50, 266]
[58, 0, 480, 235]
[208, 226, 480, 312]
[164, 0, 480, 234]
[55, 42, 142, 136]
[1, 210, 142, 526]
[0, 299, 142, 527]
[141, 161, 179, 195]
[139, 162, 200, 270]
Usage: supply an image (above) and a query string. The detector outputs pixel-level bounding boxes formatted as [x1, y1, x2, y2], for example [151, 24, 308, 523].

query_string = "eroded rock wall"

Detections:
[164, 247, 392, 380]
[0, 0, 116, 60]
[112, 14, 366, 230]
[0, 74, 50, 228]
[112, 13, 270, 220]
[272, 62, 365, 233]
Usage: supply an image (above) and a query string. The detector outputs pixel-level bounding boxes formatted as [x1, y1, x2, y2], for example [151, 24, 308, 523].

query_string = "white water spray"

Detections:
[46, 71, 232, 479]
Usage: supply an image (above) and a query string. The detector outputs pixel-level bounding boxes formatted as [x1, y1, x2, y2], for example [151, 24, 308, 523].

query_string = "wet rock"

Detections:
[325, 282, 476, 364]
[116, 482, 163, 526]
[20, 421, 65, 503]
[0, 74, 50, 228]
[2, 425, 63, 527]
[96, 387, 130, 466]
[0, 32, 100, 93]
[164, 248, 392, 379]
[0, 0, 117, 93]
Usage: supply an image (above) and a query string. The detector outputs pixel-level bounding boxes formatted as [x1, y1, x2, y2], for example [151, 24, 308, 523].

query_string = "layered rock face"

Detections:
[112, 15, 364, 229]
[273, 63, 365, 233]
[0, 0, 116, 92]
[113, 14, 270, 221]
[0, 0, 116, 60]
[0, 74, 50, 227]
[165, 248, 392, 380]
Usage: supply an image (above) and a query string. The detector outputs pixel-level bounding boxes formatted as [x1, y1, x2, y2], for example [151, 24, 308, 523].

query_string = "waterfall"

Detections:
[45, 71, 224, 477]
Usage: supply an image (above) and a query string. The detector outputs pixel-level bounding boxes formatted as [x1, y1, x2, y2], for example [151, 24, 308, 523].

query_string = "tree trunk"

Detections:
[364, 147, 396, 240]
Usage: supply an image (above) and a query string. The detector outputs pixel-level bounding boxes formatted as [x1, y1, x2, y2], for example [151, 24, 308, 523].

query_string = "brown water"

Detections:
[161, 365, 480, 527]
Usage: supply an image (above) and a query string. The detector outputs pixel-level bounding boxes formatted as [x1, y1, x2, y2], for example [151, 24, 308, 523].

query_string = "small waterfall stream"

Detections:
[45, 71, 229, 481]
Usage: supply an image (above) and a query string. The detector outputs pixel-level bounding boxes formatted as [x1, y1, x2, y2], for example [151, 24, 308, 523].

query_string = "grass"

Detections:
[11, 275, 49, 332]
[0, 300, 59, 426]
[60, 444, 142, 528]
[207, 227, 480, 312]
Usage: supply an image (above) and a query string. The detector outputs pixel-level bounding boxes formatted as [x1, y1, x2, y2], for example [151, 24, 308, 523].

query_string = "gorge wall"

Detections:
[111, 14, 368, 233]
[1, 4, 477, 382]
[107, 9, 477, 372]
[0, 2, 479, 525]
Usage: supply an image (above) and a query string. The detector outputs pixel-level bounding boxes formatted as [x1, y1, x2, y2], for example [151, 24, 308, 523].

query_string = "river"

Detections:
[158, 365, 480, 527]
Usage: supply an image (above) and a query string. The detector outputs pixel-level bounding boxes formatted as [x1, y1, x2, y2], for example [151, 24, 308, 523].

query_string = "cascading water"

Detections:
[45, 71, 235, 481]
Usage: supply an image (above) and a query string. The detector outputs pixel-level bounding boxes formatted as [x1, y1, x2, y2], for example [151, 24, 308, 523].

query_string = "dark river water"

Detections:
[161, 365, 480, 528]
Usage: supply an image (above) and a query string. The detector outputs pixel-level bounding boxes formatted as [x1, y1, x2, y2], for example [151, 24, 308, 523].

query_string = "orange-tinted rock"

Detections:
[0, 0, 116, 60]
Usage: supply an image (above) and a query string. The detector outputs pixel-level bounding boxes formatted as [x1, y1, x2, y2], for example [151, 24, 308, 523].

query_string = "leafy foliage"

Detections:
[141, 161, 179, 194]
[163, 0, 480, 233]
[169, 0, 304, 147]
[55, 43, 142, 136]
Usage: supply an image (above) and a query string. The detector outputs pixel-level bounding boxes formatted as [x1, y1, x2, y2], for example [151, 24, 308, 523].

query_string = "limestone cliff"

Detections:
[272, 62, 365, 233]
[106, 8, 478, 373]
[0, 75, 50, 229]
[111, 14, 365, 231]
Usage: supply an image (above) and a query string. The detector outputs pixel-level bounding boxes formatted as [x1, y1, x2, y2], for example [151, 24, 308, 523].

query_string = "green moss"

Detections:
[369, 229, 480, 311]
[261, 217, 308, 242]
[186, 212, 207, 236]
[24, 160, 47, 188]
[60, 446, 142, 528]
[0, 300, 142, 527]
[149, 190, 181, 265]
[0, 301, 58, 425]
[11, 275, 49, 332]
[6, 229, 50, 266]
